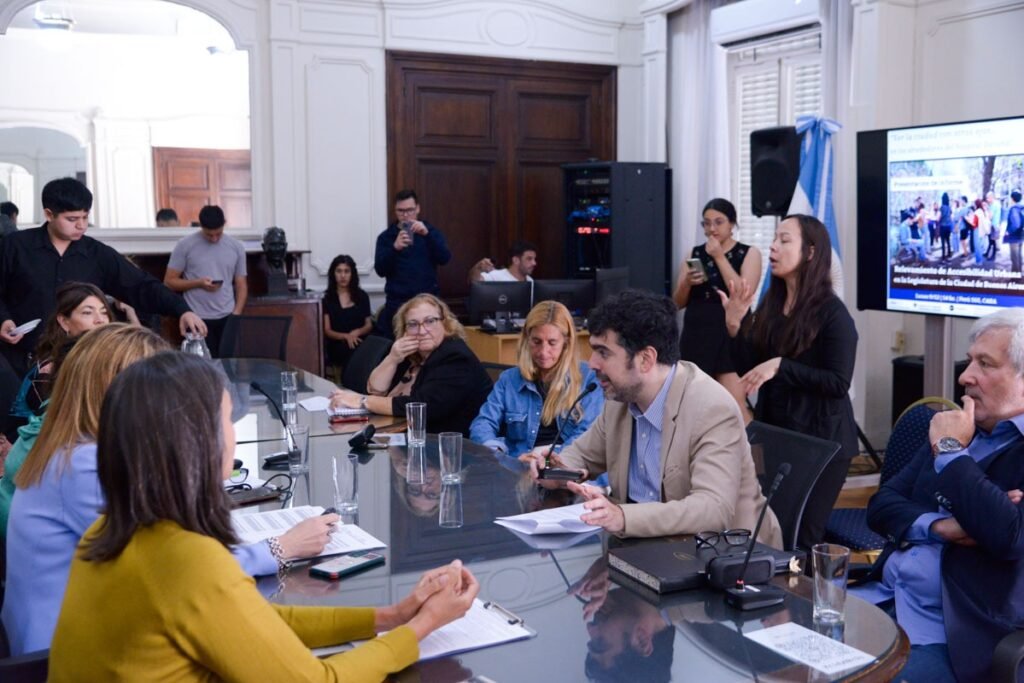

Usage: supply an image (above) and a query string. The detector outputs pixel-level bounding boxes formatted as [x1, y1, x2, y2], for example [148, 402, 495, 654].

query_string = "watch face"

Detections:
[937, 437, 964, 453]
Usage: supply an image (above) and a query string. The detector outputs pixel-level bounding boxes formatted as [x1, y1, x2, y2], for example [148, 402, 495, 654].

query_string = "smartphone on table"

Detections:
[309, 551, 385, 580]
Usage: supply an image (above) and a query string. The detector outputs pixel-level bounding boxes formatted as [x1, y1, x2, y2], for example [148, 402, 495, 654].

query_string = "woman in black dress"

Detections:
[673, 198, 762, 421]
[322, 255, 372, 371]
[720, 214, 858, 549]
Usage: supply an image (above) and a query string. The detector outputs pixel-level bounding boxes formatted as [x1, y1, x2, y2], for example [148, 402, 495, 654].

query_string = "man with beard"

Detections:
[520, 289, 781, 545]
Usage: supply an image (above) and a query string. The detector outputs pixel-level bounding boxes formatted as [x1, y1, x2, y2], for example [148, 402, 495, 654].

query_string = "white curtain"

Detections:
[667, 0, 731, 278]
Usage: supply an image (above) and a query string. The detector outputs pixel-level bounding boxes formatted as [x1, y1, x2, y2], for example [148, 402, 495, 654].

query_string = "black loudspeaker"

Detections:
[750, 126, 801, 217]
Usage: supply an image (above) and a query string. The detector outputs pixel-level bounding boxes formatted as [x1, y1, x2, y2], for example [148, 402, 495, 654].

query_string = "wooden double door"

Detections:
[153, 147, 252, 227]
[386, 51, 616, 300]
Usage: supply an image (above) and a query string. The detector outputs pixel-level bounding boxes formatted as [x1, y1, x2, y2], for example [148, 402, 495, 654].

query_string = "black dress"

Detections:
[733, 295, 859, 549]
[388, 337, 493, 436]
[679, 242, 750, 375]
[322, 289, 371, 367]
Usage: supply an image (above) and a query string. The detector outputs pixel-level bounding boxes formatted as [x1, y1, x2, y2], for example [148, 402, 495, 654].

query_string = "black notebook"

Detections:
[608, 537, 800, 594]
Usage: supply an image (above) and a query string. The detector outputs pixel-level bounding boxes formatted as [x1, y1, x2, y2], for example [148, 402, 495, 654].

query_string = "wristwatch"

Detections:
[359, 395, 369, 410]
[933, 436, 965, 455]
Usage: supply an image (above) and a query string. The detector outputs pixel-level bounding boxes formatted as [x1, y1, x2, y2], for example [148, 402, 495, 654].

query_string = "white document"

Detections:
[231, 505, 386, 557]
[11, 319, 40, 336]
[744, 622, 876, 676]
[502, 525, 601, 550]
[312, 599, 534, 661]
[494, 503, 595, 535]
[299, 396, 331, 412]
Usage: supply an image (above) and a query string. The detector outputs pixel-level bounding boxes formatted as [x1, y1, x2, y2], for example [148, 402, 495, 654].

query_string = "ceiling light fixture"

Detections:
[32, 3, 75, 31]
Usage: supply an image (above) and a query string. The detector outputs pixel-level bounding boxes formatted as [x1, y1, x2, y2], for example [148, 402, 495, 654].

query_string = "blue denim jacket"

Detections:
[470, 362, 604, 458]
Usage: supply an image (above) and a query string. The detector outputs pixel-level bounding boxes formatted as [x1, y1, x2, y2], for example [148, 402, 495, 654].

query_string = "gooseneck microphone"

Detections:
[537, 382, 598, 481]
[250, 381, 288, 427]
[724, 462, 791, 610]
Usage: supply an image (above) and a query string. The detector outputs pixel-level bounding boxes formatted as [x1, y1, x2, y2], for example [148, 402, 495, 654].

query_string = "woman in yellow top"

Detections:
[50, 351, 478, 682]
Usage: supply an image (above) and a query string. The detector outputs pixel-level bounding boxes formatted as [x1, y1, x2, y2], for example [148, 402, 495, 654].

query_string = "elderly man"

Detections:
[521, 289, 781, 546]
[854, 308, 1024, 683]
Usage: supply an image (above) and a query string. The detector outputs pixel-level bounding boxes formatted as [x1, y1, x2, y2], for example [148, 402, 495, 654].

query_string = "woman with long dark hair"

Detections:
[719, 214, 858, 548]
[673, 198, 761, 420]
[322, 254, 373, 372]
[49, 351, 477, 680]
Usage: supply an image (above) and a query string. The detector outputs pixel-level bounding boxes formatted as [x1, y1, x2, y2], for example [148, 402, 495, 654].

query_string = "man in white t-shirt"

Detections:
[164, 205, 248, 357]
[469, 240, 537, 283]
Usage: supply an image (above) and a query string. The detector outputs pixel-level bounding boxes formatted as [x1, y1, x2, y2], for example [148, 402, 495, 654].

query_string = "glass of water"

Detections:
[812, 543, 850, 624]
[285, 424, 310, 475]
[281, 371, 298, 412]
[439, 432, 463, 484]
[406, 402, 426, 447]
[333, 453, 358, 513]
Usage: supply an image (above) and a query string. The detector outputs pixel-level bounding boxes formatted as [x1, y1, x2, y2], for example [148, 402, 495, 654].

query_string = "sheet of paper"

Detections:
[381, 433, 406, 446]
[299, 396, 331, 412]
[503, 526, 601, 550]
[231, 505, 386, 557]
[494, 503, 595, 535]
[312, 599, 533, 661]
[744, 622, 876, 676]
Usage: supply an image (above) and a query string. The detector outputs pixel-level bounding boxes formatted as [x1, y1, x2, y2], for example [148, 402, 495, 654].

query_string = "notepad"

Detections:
[494, 503, 595, 535]
[231, 505, 386, 557]
[744, 622, 875, 676]
[312, 599, 536, 661]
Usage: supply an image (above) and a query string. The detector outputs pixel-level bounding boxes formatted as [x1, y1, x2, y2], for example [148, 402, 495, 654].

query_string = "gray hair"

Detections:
[969, 309, 1024, 375]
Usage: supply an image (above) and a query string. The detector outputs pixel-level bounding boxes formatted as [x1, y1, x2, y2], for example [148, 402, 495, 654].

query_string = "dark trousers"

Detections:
[373, 301, 402, 340]
[204, 315, 232, 358]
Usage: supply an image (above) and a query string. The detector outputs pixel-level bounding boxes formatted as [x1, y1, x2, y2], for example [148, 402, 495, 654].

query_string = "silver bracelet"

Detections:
[266, 536, 291, 572]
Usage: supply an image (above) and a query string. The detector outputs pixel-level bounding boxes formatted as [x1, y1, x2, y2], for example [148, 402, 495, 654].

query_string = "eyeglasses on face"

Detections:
[396, 206, 418, 215]
[405, 316, 441, 332]
[700, 219, 731, 230]
[695, 528, 751, 550]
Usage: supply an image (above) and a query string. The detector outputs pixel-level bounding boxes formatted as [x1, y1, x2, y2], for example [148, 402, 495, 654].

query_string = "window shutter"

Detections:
[732, 64, 779, 253]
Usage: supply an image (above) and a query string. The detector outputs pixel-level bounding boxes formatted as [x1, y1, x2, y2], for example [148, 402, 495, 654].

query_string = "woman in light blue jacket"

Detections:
[471, 301, 603, 458]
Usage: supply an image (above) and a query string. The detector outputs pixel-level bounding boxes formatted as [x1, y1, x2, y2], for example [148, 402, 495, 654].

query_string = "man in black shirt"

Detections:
[0, 178, 206, 373]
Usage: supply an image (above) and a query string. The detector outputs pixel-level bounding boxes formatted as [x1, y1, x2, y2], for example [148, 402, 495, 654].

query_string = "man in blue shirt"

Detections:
[855, 307, 1024, 683]
[373, 189, 451, 338]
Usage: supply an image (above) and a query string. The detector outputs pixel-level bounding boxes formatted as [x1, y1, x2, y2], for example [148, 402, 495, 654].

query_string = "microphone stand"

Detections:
[537, 382, 597, 480]
[724, 463, 791, 611]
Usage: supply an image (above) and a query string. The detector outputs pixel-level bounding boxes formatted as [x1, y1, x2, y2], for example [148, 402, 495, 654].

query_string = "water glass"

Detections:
[286, 424, 310, 475]
[181, 332, 211, 359]
[812, 543, 850, 623]
[406, 402, 426, 446]
[439, 483, 463, 528]
[439, 432, 463, 483]
[281, 371, 298, 411]
[333, 453, 358, 513]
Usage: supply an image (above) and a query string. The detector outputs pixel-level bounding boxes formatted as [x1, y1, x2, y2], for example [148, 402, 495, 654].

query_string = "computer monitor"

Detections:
[595, 267, 630, 304]
[467, 281, 533, 325]
[533, 279, 595, 317]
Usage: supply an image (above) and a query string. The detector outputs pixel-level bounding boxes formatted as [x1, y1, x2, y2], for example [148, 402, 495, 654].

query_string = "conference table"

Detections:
[220, 358, 405, 444]
[235, 430, 910, 682]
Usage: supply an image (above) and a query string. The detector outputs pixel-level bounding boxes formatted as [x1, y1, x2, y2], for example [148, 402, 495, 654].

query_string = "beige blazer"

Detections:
[559, 361, 783, 548]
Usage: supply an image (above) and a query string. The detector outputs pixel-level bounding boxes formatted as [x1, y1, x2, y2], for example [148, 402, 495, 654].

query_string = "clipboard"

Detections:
[312, 598, 536, 661]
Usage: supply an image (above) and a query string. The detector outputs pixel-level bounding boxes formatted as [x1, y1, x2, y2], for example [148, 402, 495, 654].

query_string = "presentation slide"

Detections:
[885, 118, 1024, 317]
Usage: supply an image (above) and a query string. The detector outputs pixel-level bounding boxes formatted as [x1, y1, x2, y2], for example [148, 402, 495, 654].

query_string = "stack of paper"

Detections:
[231, 505, 386, 557]
[494, 504, 596, 535]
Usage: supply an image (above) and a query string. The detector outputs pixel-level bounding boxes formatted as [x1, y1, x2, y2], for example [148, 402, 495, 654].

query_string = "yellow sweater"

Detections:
[50, 518, 418, 682]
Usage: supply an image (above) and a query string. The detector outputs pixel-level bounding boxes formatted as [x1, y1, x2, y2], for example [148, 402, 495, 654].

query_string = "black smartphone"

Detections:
[537, 467, 586, 481]
[211, 279, 224, 285]
[309, 551, 385, 580]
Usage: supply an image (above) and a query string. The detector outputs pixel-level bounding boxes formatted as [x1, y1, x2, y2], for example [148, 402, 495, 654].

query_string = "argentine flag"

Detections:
[788, 116, 844, 298]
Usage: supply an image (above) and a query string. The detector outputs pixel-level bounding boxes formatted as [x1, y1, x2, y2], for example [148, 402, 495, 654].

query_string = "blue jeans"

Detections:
[896, 644, 956, 683]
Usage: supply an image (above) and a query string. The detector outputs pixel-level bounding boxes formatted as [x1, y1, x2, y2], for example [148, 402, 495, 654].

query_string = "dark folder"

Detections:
[607, 537, 800, 594]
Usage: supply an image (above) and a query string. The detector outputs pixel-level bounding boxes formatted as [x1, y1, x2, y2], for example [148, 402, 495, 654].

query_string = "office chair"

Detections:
[0, 621, 48, 682]
[480, 362, 514, 385]
[218, 316, 291, 361]
[746, 421, 841, 552]
[340, 336, 392, 392]
[825, 396, 958, 552]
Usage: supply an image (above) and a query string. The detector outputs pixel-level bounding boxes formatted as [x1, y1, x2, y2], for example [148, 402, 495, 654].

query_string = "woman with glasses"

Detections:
[330, 293, 491, 435]
[673, 199, 761, 421]
[3, 325, 338, 655]
[49, 352, 478, 681]
[470, 301, 603, 459]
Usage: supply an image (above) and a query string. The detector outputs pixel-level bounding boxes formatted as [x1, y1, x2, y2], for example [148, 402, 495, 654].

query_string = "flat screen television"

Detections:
[533, 279, 595, 317]
[857, 115, 1024, 318]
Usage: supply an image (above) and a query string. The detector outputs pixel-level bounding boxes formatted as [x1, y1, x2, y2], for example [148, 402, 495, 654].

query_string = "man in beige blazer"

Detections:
[522, 289, 782, 548]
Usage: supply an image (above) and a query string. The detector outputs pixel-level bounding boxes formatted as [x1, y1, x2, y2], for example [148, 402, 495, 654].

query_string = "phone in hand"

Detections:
[211, 279, 224, 286]
[309, 551, 385, 580]
[686, 258, 707, 281]
[537, 467, 586, 482]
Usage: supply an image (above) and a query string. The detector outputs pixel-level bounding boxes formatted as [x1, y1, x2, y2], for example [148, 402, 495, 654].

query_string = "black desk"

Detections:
[244, 437, 908, 681]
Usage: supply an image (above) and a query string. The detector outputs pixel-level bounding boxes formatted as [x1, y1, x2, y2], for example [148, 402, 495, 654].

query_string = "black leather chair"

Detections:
[218, 315, 291, 361]
[480, 362, 514, 385]
[0, 621, 48, 682]
[340, 335, 392, 392]
[746, 421, 841, 552]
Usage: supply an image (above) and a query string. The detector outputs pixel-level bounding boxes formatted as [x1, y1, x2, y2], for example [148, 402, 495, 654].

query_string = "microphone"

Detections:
[723, 462, 791, 611]
[250, 381, 287, 427]
[537, 381, 598, 481]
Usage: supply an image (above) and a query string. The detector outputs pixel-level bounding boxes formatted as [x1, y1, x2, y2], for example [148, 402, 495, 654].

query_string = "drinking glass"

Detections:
[286, 424, 310, 475]
[181, 332, 211, 359]
[406, 402, 426, 447]
[439, 483, 463, 529]
[281, 371, 298, 412]
[439, 432, 463, 484]
[406, 444, 426, 485]
[333, 453, 358, 513]
[812, 543, 850, 624]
